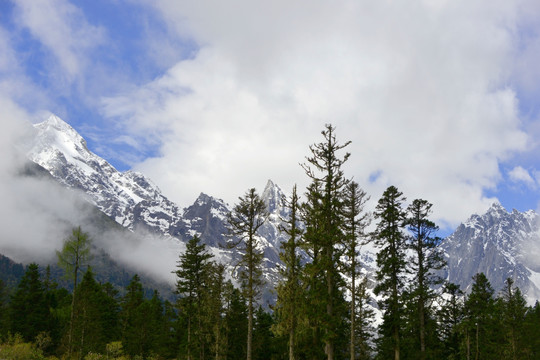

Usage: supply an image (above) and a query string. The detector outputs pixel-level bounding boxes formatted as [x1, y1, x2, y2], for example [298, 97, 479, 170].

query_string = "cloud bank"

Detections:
[100, 0, 535, 228]
[0, 95, 180, 284]
[2, 0, 540, 234]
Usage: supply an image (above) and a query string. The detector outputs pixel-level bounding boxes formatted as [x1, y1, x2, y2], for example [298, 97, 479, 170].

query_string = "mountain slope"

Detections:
[28, 115, 179, 232]
[26, 114, 540, 306]
[440, 203, 540, 302]
[27, 115, 287, 304]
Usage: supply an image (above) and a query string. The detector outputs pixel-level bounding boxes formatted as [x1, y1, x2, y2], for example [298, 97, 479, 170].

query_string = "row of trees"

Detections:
[2, 124, 540, 359]
[0, 254, 282, 359]
[222, 125, 540, 360]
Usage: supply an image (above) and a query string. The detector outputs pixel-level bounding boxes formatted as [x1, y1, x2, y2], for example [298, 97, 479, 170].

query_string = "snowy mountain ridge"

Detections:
[26, 114, 540, 305]
[29, 114, 168, 229]
[27, 114, 286, 303]
[441, 202, 540, 303]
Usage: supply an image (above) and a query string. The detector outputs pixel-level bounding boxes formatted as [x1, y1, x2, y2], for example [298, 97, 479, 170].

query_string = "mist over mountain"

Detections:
[2, 114, 540, 306]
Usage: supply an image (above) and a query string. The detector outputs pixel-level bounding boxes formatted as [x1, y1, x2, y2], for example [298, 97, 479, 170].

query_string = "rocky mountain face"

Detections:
[26, 114, 540, 305]
[441, 202, 540, 303]
[27, 115, 287, 304]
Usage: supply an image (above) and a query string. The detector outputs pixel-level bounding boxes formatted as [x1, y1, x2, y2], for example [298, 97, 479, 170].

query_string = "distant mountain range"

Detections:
[25, 115, 286, 304]
[441, 202, 540, 301]
[7, 114, 540, 305]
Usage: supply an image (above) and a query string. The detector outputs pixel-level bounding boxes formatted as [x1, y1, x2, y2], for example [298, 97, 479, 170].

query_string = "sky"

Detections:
[2, 0, 540, 233]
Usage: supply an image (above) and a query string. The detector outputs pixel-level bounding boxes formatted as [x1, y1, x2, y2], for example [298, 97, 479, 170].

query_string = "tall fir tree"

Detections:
[175, 235, 214, 360]
[436, 282, 464, 360]
[463, 273, 498, 360]
[0, 279, 8, 338]
[301, 124, 350, 360]
[523, 301, 540, 358]
[253, 307, 281, 360]
[275, 184, 304, 360]
[203, 262, 227, 360]
[499, 278, 528, 360]
[71, 268, 120, 357]
[227, 187, 269, 360]
[56, 226, 92, 357]
[352, 276, 375, 359]
[342, 180, 371, 360]
[404, 199, 446, 360]
[9, 263, 49, 342]
[121, 274, 145, 357]
[298, 178, 328, 360]
[224, 283, 248, 360]
[372, 186, 407, 360]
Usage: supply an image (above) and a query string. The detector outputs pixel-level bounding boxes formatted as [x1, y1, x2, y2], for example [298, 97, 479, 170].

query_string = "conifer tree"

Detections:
[342, 180, 370, 360]
[352, 276, 375, 359]
[227, 188, 269, 360]
[524, 301, 540, 358]
[56, 226, 92, 356]
[404, 199, 446, 360]
[437, 282, 464, 360]
[301, 124, 350, 360]
[500, 278, 527, 360]
[71, 268, 120, 356]
[275, 185, 304, 360]
[145, 290, 168, 358]
[203, 262, 227, 360]
[0, 279, 8, 338]
[463, 273, 497, 360]
[298, 179, 328, 359]
[9, 263, 49, 342]
[175, 235, 214, 360]
[121, 274, 145, 357]
[372, 186, 407, 360]
[253, 307, 278, 360]
[224, 283, 248, 360]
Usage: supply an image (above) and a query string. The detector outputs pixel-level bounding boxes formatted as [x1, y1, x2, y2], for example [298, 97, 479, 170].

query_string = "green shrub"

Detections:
[0, 333, 45, 360]
[84, 352, 105, 360]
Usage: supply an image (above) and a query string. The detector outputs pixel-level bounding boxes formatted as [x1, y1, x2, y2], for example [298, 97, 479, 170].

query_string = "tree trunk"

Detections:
[326, 247, 334, 360]
[350, 269, 356, 360]
[475, 322, 479, 360]
[394, 326, 400, 360]
[289, 327, 295, 360]
[68, 262, 79, 358]
[247, 296, 253, 360]
[419, 300, 426, 360]
[247, 235, 253, 360]
[419, 260, 426, 360]
[187, 314, 192, 360]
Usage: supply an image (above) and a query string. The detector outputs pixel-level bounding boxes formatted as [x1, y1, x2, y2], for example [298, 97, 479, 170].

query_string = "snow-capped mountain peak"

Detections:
[441, 204, 540, 303]
[28, 114, 176, 230]
[262, 179, 287, 217]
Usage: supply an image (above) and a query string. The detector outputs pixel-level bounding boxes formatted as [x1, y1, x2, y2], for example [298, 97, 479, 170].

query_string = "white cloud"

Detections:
[12, 0, 105, 84]
[509, 166, 536, 188]
[101, 0, 531, 228]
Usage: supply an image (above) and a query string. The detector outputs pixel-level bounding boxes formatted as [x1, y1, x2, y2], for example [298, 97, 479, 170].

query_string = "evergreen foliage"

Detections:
[274, 184, 304, 360]
[0, 279, 8, 337]
[463, 273, 498, 360]
[9, 263, 50, 342]
[175, 235, 214, 360]
[372, 186, 407, 360]
[71, 269, 119, 357]
[227, 187, 269, 360]
[300, 124, 350, 360]
[4, 124, 540, 359]
[499, 278, 528, 360]
[403, 199, 446, 360]
[437, 282, 464, 360]
[342, 180, 371, 360]
[57, 226, 92, 357]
